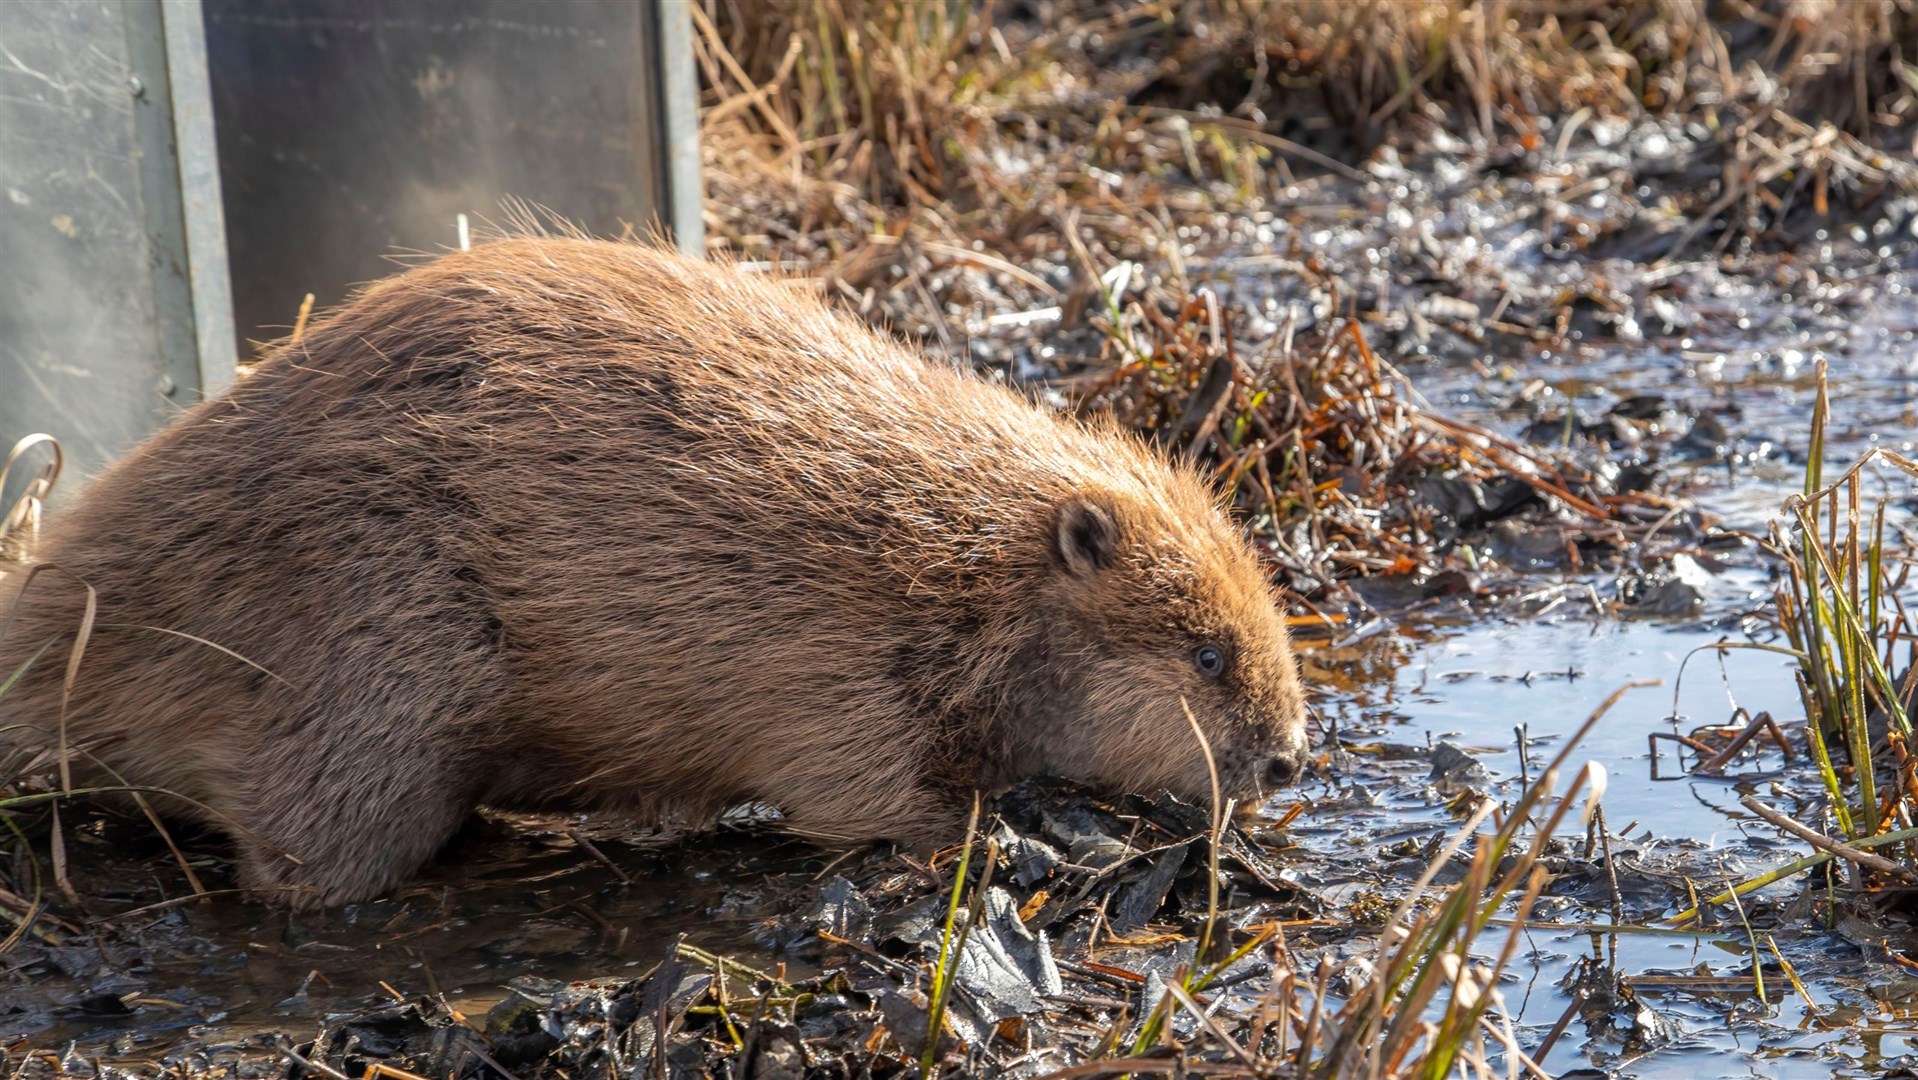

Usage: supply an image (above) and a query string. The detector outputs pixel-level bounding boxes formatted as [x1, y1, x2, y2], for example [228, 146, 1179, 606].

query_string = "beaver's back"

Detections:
[384, 240, 1234, 806]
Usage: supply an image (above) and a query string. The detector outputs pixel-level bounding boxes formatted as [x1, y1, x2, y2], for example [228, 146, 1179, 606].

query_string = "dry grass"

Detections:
[1138, 0, 1918, 145]
[696, 0, 985, 211]
[700, 0, 1918, 251]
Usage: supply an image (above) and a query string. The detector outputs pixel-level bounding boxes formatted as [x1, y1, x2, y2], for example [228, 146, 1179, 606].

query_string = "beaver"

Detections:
[0, 237, 1309, 908]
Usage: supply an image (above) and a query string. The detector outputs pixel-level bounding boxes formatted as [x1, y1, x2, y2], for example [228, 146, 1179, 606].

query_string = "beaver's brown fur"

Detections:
[0, 238, 1309, 908]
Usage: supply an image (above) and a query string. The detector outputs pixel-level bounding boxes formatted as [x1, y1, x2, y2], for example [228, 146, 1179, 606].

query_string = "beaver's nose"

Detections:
[1263, 752, 1304, 788]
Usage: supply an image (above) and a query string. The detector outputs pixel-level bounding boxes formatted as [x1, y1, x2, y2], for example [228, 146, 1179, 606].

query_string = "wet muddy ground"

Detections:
[8, 149, 1918, 1077]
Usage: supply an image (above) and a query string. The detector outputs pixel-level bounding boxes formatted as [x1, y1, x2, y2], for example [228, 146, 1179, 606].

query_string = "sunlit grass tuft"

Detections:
[1771, 360, 1918, 845]
[1059, 685, 1648, 1079]
[1671, 358, 1918, 925]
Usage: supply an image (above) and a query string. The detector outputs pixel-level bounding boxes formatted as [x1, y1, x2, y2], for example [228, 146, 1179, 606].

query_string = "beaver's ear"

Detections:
[1054, 496, 1118, 575]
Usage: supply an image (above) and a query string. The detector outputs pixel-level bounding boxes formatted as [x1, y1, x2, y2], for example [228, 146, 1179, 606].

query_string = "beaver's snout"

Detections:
[1263, 742, 1309, 788]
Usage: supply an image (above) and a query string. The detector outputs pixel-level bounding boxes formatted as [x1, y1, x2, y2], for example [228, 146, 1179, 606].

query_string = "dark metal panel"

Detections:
[0, 0, 187, 495]
[202, 0, 675, 352]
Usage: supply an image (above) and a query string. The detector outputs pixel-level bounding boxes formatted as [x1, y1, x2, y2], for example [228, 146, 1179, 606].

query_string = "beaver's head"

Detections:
[1014, 488, 1311, 809]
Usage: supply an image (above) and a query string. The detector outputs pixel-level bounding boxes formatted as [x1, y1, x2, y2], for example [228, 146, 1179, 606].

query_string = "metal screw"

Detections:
[127, 74, 145, 98]
[158, 375, 176, 397]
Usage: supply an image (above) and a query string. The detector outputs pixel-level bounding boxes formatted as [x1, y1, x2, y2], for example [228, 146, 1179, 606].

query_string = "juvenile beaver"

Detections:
[0, 238, 1309, 908]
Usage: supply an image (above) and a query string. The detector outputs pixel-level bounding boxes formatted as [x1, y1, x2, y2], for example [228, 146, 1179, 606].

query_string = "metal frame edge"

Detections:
[655, 0, 705, 256]
[159, 0, 236, 396]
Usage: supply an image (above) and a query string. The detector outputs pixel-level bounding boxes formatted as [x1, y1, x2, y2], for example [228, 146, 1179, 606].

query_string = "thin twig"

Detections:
[1740, 795, 1917, 882]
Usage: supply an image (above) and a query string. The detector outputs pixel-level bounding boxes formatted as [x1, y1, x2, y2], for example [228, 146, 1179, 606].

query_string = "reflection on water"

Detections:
[1332, 611, 1797, 838]
[1291, 601, 1918, 1076]
[25, 822, 824, 1056]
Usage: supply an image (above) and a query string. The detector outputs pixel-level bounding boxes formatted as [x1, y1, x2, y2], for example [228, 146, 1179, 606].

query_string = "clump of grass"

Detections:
[1773, 360, 1918, 845]
[1670, 359, 1918, 923]
[695, 0, 991, 221]
[1754, 360, 1917, 848]
[1139, 0, 1918, 147]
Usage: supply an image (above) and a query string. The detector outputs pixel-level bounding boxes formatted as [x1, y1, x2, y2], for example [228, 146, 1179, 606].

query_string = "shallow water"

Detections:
[1266, 267, 1918, 1074]
[1290, 612, 1816, 1072]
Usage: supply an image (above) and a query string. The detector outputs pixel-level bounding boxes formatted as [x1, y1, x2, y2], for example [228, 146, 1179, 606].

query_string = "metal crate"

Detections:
[1, 0, 701, 505]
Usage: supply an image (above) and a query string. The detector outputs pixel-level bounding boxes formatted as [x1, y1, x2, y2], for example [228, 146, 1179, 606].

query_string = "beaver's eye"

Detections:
[1193, 644, 1226, 678]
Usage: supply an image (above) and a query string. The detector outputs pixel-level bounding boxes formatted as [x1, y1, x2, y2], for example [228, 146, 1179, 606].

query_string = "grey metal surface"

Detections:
[0, 0, 225, 500]
[202, 0, 701, 353]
